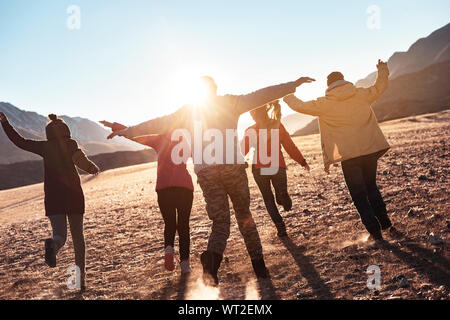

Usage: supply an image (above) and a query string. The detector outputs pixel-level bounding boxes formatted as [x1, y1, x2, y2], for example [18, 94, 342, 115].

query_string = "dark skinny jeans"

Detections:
[252, 167, 292, 226]
[341, 151, 391, 238]
[157, 187, 193, 261]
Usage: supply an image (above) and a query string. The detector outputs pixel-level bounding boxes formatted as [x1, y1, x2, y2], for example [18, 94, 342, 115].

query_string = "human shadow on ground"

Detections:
[257, 274, 280, 300]
[382, 238, 450, 288]
[280, 236, 335, 299]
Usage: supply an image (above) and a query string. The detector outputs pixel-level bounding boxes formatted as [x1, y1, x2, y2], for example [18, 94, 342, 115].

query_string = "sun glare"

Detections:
[172, 72, 210, 107]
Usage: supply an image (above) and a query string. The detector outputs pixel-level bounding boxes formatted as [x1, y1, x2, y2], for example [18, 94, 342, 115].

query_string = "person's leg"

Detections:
[157, 188, 178, 249]
[224, 165, 268, 278]
[67, 213, 86, 289]
[48, 214, 68, 250]
[341, 158, 382, 240]
[176, 188, 194, 272]
[253, 168, 287, 237]
[271, 168, 292, 212]
[67, 214, 85, 272]
[157, 188, 178, 271]
[361, 154, 392, 230]
[197, 166, 230, 284]
[46, 214, 68, 267]
[252, 169, 284, 227]
[197, 167, 231, 256]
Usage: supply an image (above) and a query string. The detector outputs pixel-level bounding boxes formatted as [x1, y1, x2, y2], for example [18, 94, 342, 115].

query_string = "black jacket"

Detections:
[1, 120, 99, 216]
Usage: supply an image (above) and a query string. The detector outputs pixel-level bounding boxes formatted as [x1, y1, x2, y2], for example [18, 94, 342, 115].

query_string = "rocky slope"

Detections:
[356, 23, 450, 88]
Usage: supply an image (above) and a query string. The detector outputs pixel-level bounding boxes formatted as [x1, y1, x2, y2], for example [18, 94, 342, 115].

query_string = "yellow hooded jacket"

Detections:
[284, 65, 390, 173]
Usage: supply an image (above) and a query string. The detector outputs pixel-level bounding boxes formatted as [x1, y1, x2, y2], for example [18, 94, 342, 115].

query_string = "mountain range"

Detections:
[292, 23, 450, 136]
[0, 102, 143, 164]
[1, 23, 449, 169]
[356, 23, 450, 88]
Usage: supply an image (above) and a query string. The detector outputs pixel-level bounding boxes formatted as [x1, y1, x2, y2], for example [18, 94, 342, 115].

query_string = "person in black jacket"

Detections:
[0, 112, 99, 290]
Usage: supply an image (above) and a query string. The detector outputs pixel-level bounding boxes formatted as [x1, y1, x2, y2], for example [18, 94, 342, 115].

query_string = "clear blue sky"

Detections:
[1, 0, 449, 128]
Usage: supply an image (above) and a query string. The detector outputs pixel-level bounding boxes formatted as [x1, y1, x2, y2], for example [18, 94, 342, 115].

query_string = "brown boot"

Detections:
[275, 221, 288, 238]
[251, 258, 270, 279]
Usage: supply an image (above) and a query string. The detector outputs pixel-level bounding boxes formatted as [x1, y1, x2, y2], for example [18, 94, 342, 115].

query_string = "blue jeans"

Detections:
[341, 151, 391, 238]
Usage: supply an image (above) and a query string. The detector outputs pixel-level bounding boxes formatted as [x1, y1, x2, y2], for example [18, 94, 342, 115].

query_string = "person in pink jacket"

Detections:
[100, 121, 194, 274]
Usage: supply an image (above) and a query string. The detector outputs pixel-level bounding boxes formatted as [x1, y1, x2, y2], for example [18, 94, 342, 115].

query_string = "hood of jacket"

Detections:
[325, 80, 357, 101]
[45, 119, 71, 141]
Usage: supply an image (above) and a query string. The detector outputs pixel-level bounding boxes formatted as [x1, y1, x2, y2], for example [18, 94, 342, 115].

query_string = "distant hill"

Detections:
[0, 148, 157, 190]
[281, 113, 314, 135]
[356, 23, 450, 88]
[0, 102, 142, 164]
[293, 60, 450, 136]
[292, 118, 319, 137]
[372, 60, 450, 122]
[289, 23, 450, 136]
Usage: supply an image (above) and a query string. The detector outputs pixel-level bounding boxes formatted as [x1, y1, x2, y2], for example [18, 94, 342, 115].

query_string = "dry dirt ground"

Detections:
[0, 110, 448, 300]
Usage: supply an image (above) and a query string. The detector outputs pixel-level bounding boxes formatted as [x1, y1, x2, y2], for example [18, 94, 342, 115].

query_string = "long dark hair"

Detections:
[250, 101, 281, 133]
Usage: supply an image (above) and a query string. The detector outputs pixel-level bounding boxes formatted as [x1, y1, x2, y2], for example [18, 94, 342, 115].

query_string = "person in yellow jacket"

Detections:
[283, 60, 395, 241]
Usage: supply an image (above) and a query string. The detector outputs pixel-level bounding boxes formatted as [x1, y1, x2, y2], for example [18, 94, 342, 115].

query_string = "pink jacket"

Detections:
[112, 123, 193, 191]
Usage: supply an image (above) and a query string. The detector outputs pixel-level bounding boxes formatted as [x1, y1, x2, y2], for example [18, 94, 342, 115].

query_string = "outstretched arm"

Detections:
[107, 105, 191, 140]
[0, 112, 45, 156]
[72, 148, 99, 174]
[100, 120, 161, 148]
[283, 95, 324, 116]
[130, 135, 161, 149]
[232, 77, 315, 115]
[361, 59, 390, 104]
[280, 125, 310, 171]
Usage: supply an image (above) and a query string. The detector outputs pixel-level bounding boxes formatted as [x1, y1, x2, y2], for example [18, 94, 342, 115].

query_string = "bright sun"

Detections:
[172, 72, 210, 106]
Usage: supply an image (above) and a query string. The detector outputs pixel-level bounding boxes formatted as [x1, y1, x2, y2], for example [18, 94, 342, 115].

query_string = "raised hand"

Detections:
[376, 59, 388, 69]
[301, 159, 311, 172]
[303, 162, 311, 172]
[295, 77, 315, 87]
[107, 129, 128, 140]
[92, 167, 100, 176]
[0, 112, 7, 123]
[99, 120, 114, 129]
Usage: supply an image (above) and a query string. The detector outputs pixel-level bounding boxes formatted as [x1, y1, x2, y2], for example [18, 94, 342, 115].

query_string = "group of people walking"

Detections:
[0, 59, 397, 290]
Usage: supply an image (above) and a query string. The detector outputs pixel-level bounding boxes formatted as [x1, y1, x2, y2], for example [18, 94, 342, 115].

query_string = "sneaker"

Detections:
[251, 258, 270, 279]
[280, 195, 292, 212]
[180, 260, 192, 274]
[376, 213, 392, 230]
[275, 222, 288, 238]
[45, 238, 57, 268]
[373, 238, 386, 249]
[367, 225, 383, 241]
[200, 251, 223, 286]
[164, 246, 175, 271]
[367, 233, 384, 242]
[367, 233, 385, 245]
